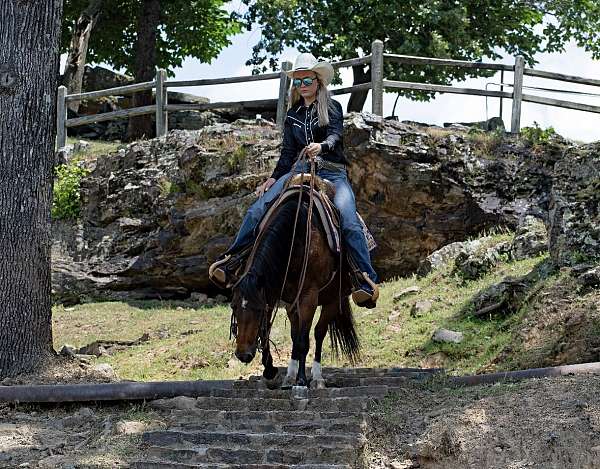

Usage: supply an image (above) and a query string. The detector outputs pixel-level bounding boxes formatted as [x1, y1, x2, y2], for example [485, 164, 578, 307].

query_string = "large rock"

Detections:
[511, 215, 548, 260]
[344, 113, 560, 278]
[52, 114, 590, 302]
[549, 142, 600, 266]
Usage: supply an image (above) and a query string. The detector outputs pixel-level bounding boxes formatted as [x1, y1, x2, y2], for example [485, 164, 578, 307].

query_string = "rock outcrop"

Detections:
[51, 113, 597, 303]
[549, 142, 600, 266]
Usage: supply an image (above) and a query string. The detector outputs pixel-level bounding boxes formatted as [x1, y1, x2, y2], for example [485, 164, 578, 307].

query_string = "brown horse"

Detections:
[229, 180, 360, 388]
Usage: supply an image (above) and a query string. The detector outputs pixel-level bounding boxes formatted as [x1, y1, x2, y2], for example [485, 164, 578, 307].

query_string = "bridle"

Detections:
[229, 146, 343, 354]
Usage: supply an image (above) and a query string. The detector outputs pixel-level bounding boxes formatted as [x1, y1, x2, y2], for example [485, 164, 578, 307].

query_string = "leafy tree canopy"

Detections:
[61, 0, 242, 77]
[238, 0, 600, 98]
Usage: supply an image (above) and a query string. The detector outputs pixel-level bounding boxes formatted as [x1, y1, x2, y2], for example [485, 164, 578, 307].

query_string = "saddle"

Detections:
[257, 173, 376, 254]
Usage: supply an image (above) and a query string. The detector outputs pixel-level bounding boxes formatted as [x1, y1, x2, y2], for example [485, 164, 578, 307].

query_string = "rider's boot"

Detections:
[351, 271, 379, 308]
[346, 255, 379, 308]
[209, 245, 251, 289]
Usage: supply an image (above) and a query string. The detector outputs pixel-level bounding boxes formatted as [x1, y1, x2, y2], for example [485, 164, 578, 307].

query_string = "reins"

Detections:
[231, 147, 318, 353]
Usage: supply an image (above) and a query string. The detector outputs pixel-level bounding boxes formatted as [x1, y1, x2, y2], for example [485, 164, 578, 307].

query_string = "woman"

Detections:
[209, 52, 379, 307]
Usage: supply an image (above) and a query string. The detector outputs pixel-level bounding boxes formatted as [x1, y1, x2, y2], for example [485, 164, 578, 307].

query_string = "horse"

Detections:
[229, 174, 360, 389]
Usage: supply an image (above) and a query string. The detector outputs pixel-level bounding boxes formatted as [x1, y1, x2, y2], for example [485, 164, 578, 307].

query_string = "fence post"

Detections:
[155, 68, 168, 138]
[511, 55, 524, 134]
[56, 85, 67, 150]
[277, 60, 293, 129]
[371, 39, 384, 116]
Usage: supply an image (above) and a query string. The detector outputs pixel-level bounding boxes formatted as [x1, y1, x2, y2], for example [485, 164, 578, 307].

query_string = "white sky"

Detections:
[63, 16, 600, 143]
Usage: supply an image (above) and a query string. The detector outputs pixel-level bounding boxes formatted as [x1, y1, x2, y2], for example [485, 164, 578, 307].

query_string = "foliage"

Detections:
[158, 178, 182, 197]
[238, 0, 600, 101]
[61, 0, 242, 77]
[52, 158, 91, 220]
[520, 121, 558, 146]
[226, 145, 248, 172]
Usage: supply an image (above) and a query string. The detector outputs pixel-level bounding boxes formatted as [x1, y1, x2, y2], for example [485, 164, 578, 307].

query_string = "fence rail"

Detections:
[56, 39, 600, 150]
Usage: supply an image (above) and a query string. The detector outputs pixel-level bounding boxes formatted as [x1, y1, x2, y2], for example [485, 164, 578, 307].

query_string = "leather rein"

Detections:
[230, 147, 338, 353]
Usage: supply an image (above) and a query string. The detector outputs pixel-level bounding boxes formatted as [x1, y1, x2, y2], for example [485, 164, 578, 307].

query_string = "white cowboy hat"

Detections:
[284, 53, 334, 86]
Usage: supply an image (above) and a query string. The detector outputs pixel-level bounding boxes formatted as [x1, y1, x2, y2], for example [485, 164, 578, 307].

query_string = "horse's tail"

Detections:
[328, 295, 361, 364]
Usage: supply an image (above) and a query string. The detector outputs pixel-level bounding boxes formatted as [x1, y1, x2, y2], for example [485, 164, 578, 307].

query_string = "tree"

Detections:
[62, 0, 104, 113]
[0, 0, 64, 377]
[61, 0, 241, 139]
[238, 0, 600, 111]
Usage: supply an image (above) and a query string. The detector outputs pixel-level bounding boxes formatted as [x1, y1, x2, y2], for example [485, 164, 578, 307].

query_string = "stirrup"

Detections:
[209, 254, 232, 288]
[209, 245, 253, 289]
[351, 272, 379, 309]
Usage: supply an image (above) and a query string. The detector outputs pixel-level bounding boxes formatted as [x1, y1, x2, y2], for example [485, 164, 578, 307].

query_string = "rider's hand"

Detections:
[255, 177, 276, 197]
[306, 143, 322, 160]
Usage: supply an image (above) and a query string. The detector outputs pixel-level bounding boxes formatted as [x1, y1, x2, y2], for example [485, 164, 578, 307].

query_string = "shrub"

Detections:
[52, 158, 90, 220]
[520, 122, 557, 146]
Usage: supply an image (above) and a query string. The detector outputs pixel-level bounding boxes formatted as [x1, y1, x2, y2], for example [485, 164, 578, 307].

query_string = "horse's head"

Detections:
[230, 272, 268, 364]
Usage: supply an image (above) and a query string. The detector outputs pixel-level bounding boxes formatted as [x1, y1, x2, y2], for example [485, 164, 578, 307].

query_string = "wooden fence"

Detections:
[56, 39, 600, 149]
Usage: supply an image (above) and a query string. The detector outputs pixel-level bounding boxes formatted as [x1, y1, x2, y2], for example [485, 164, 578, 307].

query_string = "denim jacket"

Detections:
[270, 96, 349, 180]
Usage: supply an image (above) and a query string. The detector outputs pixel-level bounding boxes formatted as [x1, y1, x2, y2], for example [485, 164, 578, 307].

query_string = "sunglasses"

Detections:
[292, 77, 317, 88]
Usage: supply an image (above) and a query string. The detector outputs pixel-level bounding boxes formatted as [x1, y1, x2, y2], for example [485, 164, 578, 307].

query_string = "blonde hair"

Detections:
[288, 76, 334, 127]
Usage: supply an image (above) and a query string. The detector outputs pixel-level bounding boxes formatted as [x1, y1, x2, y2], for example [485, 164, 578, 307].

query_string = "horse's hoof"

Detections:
[296, 377, 308, 387]
[281, 375, 295, 390]
[310, 378, 326, 390]
[263, 367, 279, 381]
[263, 373, 281, 390]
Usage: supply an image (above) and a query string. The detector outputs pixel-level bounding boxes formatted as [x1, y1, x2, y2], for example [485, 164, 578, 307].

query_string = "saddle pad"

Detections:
[258, 184, 342, 253]
[257, 184, 376, 253]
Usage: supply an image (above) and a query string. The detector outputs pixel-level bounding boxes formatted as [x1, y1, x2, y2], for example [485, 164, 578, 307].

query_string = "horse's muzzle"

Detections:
[235, 348, 256, 364]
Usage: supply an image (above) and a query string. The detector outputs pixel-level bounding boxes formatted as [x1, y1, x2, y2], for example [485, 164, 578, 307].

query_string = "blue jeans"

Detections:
[226, 161, 378, 284]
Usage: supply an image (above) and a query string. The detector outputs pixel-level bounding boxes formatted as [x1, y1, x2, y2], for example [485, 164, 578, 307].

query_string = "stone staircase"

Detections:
[130, 367, 439, 468]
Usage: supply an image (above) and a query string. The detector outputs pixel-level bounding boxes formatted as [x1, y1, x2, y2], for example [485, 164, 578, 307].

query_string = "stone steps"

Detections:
[237, 370, 437, 390]
[184, 396, 371, 412]
[131, 366, 438, 468]
[131, 462, 350, 469]
[142, 430, 363, 449]
[169, 418, 364, 435]
[168, 409, 363, 424]
[140, 444, 361, 465]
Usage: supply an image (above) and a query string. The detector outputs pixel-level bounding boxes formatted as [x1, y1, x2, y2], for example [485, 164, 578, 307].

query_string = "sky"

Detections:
[62, 12, 600, 143]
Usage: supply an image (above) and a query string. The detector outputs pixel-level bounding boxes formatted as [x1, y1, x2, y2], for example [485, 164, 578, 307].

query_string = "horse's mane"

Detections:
[236, 196, 312, 309]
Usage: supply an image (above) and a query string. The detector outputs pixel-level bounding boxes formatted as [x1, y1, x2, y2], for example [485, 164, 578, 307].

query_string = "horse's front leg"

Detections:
[282, 306, 300, 389]
[294, 289, 319, 387]
[261, 346, 280, 389]
[262, 346, 277, 380]
[310, 301, 334, 390]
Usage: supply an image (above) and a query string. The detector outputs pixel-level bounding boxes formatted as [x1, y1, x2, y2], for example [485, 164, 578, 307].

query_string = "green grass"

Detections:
[52, 234, 552, 381]
[66, 137, 121, 160]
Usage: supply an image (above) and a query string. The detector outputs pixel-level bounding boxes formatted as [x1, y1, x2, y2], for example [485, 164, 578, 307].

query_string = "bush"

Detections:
[520, 122, 557, 146]
[52, 158, 90, 220]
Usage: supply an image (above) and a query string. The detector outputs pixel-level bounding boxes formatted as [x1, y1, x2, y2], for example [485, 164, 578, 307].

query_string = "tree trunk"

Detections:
[347, 64, 371, 113]
[0, 0, 63, 378]
[63, 0, 104, 113]
[126, 0, 160, 141]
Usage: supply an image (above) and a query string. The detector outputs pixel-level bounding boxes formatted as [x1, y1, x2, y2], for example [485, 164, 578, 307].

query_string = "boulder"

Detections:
[452, 241, 510, 280]
[432, 329, 464, 344]
[511, 215, 548, 260]
[417, 239, 483, 276]
[411, 300, 433, 317]
[549, 142, 600, 266]
[393, 286, 420, 302]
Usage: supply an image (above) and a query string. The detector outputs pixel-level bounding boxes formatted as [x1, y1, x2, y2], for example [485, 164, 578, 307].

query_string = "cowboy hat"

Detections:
[284, 53, 334, 86]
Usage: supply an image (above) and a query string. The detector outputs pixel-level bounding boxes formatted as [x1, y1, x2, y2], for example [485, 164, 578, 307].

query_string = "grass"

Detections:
[65, 137, 121, 161]
[52, 232, 557, 382]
